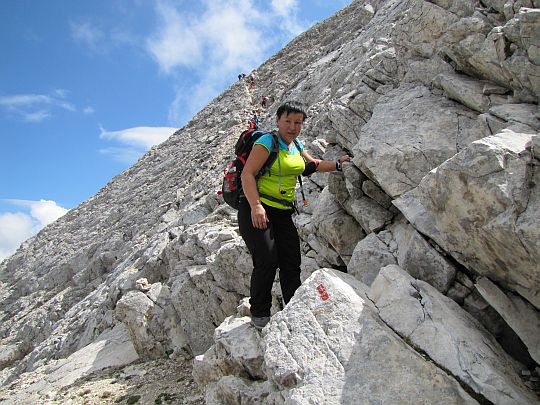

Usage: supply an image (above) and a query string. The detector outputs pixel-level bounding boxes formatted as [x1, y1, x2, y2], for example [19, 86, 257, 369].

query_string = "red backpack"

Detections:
[219, 127, 304, 210]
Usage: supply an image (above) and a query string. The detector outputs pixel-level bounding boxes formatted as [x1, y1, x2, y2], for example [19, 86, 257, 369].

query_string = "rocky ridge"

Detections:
[1, 0, 539, 404]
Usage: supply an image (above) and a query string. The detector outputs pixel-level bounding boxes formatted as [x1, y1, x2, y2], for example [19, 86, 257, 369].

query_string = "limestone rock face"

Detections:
[352, 83, 485, 198]
[310, 187, 365, 263]
[199, 269, 479, 404]
[394, 130, 540, 309]
[475, 277, 540, 365]
[1, 0, 539, 402]
[370, 265, 536, 404]
[347, 232, 397, 286]
[347, 218, 458, 293]
[0, 324, 139, 404]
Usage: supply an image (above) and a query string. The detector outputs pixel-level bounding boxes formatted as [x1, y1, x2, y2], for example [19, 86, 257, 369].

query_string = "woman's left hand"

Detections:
[339, 155, 351, 163]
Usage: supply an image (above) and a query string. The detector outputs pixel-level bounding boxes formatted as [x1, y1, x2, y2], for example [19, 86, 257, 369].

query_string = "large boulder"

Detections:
[352, 84, 487, 198]
[310, 187, 365, 264]
[261, 269, 477, 404]
[347, 232, 397, 286]
[390, 220, 458, 293]
[440, 7, 540, 101]
[328, 167, 394, 234]
[192, 316, 273, 404]
[369, 265, 537, 404]
[394, 130, 540, 309]
[347, 219, 458, 293]
[171, 267, 228, 356]
[116, 283, 187, 359]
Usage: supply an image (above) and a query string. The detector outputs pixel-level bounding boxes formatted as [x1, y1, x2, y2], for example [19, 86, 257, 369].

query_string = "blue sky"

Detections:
[0, 0, 351, 261]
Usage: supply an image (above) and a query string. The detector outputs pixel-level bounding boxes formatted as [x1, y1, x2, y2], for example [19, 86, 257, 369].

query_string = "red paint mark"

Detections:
[316, 284, 329, 301]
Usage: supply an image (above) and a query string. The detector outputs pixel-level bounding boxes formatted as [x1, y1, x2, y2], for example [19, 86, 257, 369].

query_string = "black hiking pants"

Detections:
[238, 199, 301, 318]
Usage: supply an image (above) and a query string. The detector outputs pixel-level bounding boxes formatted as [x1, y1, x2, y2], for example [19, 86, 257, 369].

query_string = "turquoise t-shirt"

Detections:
[254, 132, 305, 210]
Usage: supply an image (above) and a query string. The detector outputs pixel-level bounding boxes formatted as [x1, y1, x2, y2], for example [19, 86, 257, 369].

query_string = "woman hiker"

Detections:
[239, 100, 350, 330]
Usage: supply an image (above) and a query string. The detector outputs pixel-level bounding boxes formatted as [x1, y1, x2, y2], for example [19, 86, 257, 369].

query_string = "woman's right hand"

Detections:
[251, 203, 269, 229]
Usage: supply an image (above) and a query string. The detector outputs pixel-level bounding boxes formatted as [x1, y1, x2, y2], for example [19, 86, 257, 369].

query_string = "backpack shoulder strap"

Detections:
[269, 131, 280, 152]
[292, 138, 308, 207]
[293, 138, 302, 153]
[257, 132, 280, 177]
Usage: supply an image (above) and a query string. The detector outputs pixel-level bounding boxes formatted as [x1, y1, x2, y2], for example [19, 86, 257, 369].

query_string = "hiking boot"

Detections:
[251, 316, 270, 331]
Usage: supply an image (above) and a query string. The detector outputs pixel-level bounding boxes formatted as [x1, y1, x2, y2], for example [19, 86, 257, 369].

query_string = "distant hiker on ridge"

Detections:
[238, 100, 351, 330]
[249, 117, 257, 129]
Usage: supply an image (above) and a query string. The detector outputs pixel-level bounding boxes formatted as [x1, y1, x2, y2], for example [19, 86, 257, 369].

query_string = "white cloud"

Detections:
[168, 82, 219, 125]
[270, 0, 304, 36]
[0, 90, 77, 122]
[0, 94, 52, 106]
[147, 0, 268, 75]
[70, 14, 143, 54]
[145, 0, 310, 126]
[70, 21, 106, 52]
[0, 212, 33, 262]
[100, 126, 176, 149]
[99, 125, 177, 163]
[83, 106, 95, 115]
[271, 0, 298, 17]
[0, 200, 68, 262]
[146, 2, 203, 73]
[110, 28, 139, 48]
[199, 0, 265, 69]
[28, 200, 69, 226]
[23, 110, 51, 122]
[168, 89, 190, 125]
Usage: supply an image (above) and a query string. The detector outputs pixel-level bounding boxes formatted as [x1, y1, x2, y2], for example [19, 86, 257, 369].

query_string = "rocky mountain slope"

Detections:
[1, 0, 539, 403]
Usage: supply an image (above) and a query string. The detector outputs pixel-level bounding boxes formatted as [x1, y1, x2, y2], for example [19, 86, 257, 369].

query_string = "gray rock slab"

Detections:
[392, 221, 457, 293]
[516, 8, 540, 65]
[369, 265, 538, 404]
[171, 270, 225, 356]
[213, 316, 265, 380]
[329, 169, 393, 234]
[263, 269, 478, 404]
[347, 233, 397, 286]
[394, 130, 540, 310]
[6, 324, 138, 402]
[475, 277, 540, 364]
[210, 239, 251, 296]
[361, 179, 392, 209]
[489, 103, 540, 130]
[0, 344, 25, 370]
[311, 188, 365, 258]
[434, 72, 490, 112]
[45, 324, 139, 386]
[115, 290, 157, 356]
[347, 196, 393, 234]
[206, 375, 274, 405]
[352, 84, 483, 198]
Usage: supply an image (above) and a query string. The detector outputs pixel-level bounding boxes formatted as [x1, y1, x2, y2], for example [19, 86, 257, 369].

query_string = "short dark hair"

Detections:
[276, 101, 307, 121]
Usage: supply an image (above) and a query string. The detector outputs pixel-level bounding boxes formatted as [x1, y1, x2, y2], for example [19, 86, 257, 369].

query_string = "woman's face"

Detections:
[276, 112, 304, 139]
